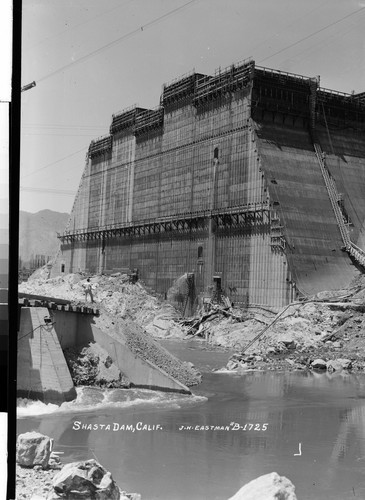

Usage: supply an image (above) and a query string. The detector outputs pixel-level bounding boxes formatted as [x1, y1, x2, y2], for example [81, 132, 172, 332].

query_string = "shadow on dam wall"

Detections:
[17, 307, 191, 404]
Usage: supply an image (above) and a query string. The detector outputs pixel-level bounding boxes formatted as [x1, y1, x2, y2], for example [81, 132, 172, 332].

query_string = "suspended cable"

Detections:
[259, 6, 365, 63]
[24, 0, 133, 53]
[246, 0, 333, 60]
[35, 0, 199, 85]
[23, 132, 103, 137]
[20, 186, 77, 196]
[20, 146, 87, 179]
[277, 20, 362, 69]
[23, 123, 106, 130]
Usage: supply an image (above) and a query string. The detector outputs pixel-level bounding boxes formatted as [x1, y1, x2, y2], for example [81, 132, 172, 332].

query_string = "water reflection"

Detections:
[17, 364, 365, 500]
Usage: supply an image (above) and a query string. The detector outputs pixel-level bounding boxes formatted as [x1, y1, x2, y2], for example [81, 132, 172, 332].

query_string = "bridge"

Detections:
[17, 294, 191, 404]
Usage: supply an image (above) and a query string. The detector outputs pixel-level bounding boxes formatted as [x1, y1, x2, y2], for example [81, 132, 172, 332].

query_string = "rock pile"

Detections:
[64, 343, 130, 389]
[19, 272, 201, 387]
[20, 271, 365, 374]
[20, 273, 182, 339]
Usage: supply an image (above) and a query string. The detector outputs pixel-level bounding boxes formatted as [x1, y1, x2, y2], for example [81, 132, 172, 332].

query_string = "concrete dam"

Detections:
[55, 59, 365, 308]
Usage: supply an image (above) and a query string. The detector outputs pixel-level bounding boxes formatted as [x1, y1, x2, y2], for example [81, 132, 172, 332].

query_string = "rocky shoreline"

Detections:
[19, 271, 365, 379]
[16, 432, 141, 500]
[15, 432, 298, 499]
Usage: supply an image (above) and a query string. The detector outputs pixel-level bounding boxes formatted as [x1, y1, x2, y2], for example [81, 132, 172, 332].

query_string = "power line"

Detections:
[21, 146, 87, 179]
[259, 6, 365, 63]
[279, 19, 363, 72]
[23, 123, 105, 130]
[20, 186, 77, 196]
[24, 0, 133, 53]
[246, 0, 333, 60]
[36, 0, 199, 85]
[23, 132, 103, 137]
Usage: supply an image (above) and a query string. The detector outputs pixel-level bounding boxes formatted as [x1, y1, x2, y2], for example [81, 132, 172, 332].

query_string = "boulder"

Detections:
[52, 459, 120, 499]
[230, 353, 244, 362]
[326, 360, 343, 373]
[227, 360, 239, 370]
[120, 493, 141, 500]
[332, 341, 342, 349]
[227, 472, 297, 500]
[16, 432, 52, 469]
[277, 336, 296, 349]
[336, 358, 352, 370]
[311, 359, 327, 370]
[236, 363, 250, 374]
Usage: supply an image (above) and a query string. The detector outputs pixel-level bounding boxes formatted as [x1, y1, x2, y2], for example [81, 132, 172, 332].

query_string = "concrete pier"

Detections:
[17, 305, 191, 404]
[17, 307, 76, 403]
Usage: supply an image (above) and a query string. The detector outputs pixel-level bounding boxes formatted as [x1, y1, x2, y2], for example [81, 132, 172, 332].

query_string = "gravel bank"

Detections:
[16, 463, 59, 499]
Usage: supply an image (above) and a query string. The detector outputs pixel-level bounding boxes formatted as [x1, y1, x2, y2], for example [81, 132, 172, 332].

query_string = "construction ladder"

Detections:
[313, 142, 365, 268]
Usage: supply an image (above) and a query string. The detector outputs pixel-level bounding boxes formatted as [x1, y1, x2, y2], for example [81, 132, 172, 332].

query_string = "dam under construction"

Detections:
[55, 59, 365, 309]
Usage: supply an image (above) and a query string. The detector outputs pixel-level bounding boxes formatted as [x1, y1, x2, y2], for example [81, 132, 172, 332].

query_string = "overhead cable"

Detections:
[35, 0, 198, 85]
[20, 146, 87, 179]
[259, 6, 365, 63]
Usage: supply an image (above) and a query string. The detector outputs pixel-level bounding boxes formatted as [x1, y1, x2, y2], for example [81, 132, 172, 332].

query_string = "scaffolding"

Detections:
[193, 59, 254, 105]
[162, 72, 200, 106]
[109, 105, 147, 135]
[57, 202, 270, 243]
[317, 88, 365, 129]
[134, 107, 164, 136]
[88, 135, 113, 159]
[252, 66, 315, 118]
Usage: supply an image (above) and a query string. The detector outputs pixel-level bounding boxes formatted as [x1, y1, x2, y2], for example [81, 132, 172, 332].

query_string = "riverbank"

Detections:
[19, 271, 365, 376]
[16, 463, 59, 500]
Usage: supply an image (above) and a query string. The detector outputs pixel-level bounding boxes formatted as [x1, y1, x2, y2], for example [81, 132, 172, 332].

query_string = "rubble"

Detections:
[19, 271, 365, 376]
[64, 343, 130, 389]
[19, 272, 201, 388]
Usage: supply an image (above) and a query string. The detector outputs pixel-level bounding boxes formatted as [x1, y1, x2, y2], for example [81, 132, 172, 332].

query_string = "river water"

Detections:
[17, 340, 365, 500]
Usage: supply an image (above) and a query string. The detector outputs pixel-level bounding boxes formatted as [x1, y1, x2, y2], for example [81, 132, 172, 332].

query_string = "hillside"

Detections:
[19, 209, 69, 263]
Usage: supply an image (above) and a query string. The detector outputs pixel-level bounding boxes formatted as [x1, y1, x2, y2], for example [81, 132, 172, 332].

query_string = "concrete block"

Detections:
[17, 307, 76, 404]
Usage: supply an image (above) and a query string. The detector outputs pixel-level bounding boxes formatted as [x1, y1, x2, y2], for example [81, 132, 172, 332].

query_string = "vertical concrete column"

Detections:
[127, 138, 136, 223]
[206, 157, 219, 288]
[17, 307, 76, 404]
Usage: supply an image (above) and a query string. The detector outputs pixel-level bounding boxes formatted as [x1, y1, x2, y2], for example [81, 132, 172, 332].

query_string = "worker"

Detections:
[83, 278, 94, 303]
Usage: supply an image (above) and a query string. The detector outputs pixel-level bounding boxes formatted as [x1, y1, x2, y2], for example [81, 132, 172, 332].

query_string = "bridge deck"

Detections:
[18, 293, 99, 315]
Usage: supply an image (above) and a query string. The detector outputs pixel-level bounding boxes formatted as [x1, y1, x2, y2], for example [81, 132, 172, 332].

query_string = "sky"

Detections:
[20, 0, 365, 214]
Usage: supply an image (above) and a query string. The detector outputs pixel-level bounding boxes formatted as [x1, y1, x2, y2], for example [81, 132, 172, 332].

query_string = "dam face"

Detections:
[55, 60, 365, 308]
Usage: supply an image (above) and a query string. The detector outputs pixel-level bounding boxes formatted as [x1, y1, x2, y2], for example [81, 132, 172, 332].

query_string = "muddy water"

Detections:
[17, 341, 365, 500]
